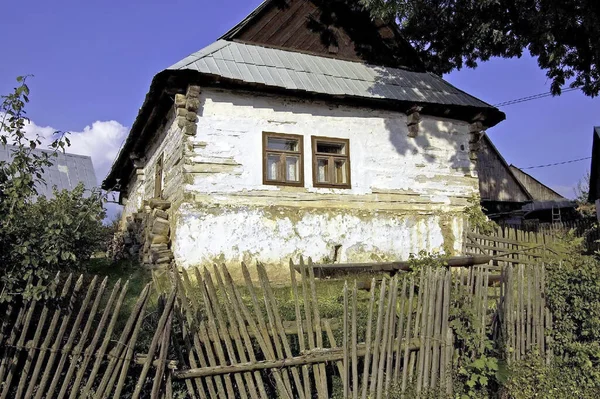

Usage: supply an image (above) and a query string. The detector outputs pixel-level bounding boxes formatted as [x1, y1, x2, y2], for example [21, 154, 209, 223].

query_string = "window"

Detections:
[154, 154, 164, 198]
[312, 136, 351, 188]
[263, 132, 304, 186]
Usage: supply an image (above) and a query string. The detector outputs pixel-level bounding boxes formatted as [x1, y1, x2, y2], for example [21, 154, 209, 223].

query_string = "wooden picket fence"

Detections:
[0, 258, 554, 398]
[498, 264, 552, 364]
[0, 273, 175, 399]
[465, 229, 559, 266]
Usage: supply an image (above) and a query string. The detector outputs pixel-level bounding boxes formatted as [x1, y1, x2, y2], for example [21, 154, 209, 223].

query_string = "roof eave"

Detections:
[103, 69, 504, 192]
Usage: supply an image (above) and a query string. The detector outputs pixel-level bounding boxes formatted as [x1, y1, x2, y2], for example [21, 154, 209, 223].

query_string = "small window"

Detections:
[154, 154, 164, 198]
[312, 136, 351, 188]
[263, 132, 304, 187]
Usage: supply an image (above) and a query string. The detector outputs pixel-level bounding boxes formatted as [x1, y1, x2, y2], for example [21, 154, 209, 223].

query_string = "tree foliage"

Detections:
[0, 77, 106, 301]
[361, 0, 600, 96]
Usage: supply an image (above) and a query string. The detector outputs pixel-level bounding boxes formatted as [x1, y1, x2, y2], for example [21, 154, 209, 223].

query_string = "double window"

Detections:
[262, 132, 351, 189]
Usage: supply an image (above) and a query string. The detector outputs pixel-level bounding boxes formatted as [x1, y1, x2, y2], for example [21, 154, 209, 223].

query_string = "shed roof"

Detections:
[509, 166, 565, 202]
[0, 146, 97, 198]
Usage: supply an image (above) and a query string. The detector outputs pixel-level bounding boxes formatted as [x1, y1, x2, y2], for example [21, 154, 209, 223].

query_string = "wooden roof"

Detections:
[220, 0, 424, 70]
[509, 166, 565, 201]
[477, 135, 532, 203]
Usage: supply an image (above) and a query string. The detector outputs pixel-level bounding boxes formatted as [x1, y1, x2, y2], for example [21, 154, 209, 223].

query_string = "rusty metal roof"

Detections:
[169, 40, 494, 109]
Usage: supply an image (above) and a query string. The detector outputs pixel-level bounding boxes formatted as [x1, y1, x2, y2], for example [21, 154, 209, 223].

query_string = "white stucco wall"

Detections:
[173, 88, 479, 277]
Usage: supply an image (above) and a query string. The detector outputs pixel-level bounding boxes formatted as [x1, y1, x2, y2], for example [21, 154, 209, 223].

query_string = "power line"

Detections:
[519, 156, 591, 170]
[494, 87, 578, 107]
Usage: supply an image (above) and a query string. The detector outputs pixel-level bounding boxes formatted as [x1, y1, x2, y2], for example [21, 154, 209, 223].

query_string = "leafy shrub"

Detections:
[0, 77, 107, 301]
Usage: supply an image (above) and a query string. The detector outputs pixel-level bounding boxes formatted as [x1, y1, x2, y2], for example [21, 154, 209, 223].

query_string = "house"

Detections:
[0, 145, 97, 198]
[588, 126, 600, 221]
[102, 0, 506, 276]
[477, 133, 577, 224]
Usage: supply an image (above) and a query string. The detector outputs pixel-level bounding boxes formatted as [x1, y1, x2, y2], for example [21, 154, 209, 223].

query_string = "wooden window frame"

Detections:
[262, 132, 305, 187]
[311, 136, 351, 189]
[154, 153, 164, 199]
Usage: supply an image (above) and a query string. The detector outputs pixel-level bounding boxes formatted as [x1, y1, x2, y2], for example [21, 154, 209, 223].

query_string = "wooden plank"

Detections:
[257, 263, 306, 399]
[151, 312, 173, 399]
[540, 265, 546, 356]
[383, 276, 400, 396]
[393, 277, 408, 382]
[430, 270, 444, 389]
[112, 289, 151, 399]
[299, 257, 321, 398]
[241, 263, 293, 399]
[68, 279, 123, 399]
[416, 269, 431, 394]
[376, 277, 396, 399]
[92, 283, 151, 398]
[71, 280, 131, 399]
[131, 287, 177, 399]
[360, 278, 376, 399]
[0, 297, 38, 399]
[440, 270, 451, 393]
[323, 319, 345, 379]
[307, 258, 328, 399]
[408, 270, 425, 382]
[192, 269, 237, 399]
[214, 264, 265, 399]
[33, 275, 85, 399]
[422, 270, 436, 390]
[368, 277, 387, 396]
[174, 342, 421, 379]
[343, 282, 349, 399]
[56, 277, 108, 399]
[290, 260, 311, 399]
[401, 276, 415, 393]
[178, 270, 221, 399]
[203, 268, 252, 399]
[352, 281, 359, 399]
[14, 273, 60, 399]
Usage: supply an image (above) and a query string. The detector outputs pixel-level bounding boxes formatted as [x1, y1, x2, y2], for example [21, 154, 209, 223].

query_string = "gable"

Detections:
[477, 135, 531, 203]
[220, 0, 423, 70]
[509, 166, 564, 201]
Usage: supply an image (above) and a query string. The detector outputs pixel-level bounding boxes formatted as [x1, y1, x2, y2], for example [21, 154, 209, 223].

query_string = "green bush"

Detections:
[0, 77, 107, 301]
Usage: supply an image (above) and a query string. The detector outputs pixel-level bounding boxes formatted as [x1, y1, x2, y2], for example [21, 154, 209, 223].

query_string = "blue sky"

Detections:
[1, 0, 597, 199]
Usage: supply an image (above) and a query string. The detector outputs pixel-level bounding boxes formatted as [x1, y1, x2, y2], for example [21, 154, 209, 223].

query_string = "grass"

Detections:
[84, 257, 154, 328]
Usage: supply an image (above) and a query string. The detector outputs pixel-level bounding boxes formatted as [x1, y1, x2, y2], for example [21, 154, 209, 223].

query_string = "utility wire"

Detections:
[519, 156, 592, 170]
[494, 87, 578, 107]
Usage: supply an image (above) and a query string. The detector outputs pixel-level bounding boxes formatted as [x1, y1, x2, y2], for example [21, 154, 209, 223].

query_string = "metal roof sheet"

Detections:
[0, 145, 98, 199]
[168, 40, 493, 109]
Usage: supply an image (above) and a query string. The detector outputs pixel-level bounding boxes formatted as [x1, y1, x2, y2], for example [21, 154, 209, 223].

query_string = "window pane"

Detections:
[316, 141, 345, 155]
[334, 159, 348, 184]
[317, 158, 329, 183]
[267, 154, 280, 180]
[267, 137, 299, 152]
[286, 156, 300, 182]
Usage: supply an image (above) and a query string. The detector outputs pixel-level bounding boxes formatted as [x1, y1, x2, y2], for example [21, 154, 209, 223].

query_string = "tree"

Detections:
[0, 77, 106, 301]
[360, 0, 600, 96]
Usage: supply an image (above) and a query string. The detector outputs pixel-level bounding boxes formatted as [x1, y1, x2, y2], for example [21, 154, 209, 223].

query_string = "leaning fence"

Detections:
[0, 251, 554, 397]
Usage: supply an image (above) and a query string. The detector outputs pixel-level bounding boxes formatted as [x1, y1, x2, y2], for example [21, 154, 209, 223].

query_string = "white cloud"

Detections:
[22, 119, 128, 184]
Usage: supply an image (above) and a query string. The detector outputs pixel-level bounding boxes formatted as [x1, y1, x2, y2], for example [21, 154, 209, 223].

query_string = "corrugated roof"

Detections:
[0, 146, 98, 199]
[168, 40, 493, 109]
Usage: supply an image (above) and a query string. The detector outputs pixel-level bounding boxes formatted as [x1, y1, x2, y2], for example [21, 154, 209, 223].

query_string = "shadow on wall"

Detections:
[202, 87, 471, 173]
